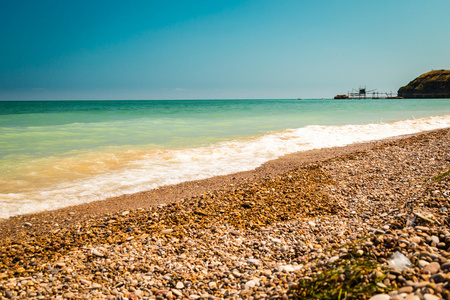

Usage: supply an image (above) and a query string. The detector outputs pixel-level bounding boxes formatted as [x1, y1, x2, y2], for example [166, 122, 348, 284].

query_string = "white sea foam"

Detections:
[1, 115, 449, 219]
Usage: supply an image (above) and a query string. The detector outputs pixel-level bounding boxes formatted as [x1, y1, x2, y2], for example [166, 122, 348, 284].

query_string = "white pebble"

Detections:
[175, 282, 184, 289]
[244, 280, 256, 289]
[369, 294, 391, 300]
[247, 259, 260, 265]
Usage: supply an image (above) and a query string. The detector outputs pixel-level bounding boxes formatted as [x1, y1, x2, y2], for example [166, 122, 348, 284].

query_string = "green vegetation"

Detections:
[432, 167, 450, 182]
[291, 247, 391, 300]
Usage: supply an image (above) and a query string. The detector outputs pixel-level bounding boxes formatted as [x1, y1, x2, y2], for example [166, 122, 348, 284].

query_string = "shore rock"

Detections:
[398, 69, 450, 98]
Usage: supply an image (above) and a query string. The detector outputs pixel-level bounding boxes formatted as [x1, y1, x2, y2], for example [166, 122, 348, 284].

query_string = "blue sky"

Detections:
[1, 0, 449, 100]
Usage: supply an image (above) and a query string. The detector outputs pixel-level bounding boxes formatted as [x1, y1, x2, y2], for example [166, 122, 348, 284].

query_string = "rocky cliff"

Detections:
[398, 69, 450, 98]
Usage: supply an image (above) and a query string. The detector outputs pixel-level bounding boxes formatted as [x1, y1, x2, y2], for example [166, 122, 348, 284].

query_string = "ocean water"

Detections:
[1, 99, 450, 219]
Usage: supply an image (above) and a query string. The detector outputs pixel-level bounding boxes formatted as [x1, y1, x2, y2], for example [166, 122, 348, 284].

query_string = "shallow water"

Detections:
[1, 99, 450, 219]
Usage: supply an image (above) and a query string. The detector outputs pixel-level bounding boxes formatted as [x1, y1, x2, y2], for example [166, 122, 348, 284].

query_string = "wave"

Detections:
[1, 114, 449, 219]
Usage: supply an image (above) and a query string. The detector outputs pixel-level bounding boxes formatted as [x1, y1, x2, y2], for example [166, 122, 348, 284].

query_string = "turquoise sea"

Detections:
[1, 99, 450, 219]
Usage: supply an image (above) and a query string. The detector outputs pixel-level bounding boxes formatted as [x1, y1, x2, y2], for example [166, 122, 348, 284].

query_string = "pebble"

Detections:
[369, 294, 391, 300]
[208, 281, 217, 289]
[418, 260, 430, 268]
[328, 256, 339, 264]
[277, 264, 295, 273]
[245, 280, 257, 289]
[441, 262, 450, 270]
[91, 248, 104, 257]
[430, 236, 440, 244]
[247, 258, 260, 265]
[175, 282, 184, 289]
[405, 295, 420, 300]
[415, 226, 430, 232]
[398, 286, 414, 293]
[423, 294, 441, 300]
[423, 262, 440, 275]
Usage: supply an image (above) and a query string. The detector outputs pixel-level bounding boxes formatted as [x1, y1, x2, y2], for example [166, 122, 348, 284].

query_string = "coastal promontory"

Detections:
[398, 69, 450, 98]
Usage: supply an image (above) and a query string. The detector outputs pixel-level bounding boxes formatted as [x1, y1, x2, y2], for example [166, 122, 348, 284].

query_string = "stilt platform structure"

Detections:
[347, 87, 399, 99]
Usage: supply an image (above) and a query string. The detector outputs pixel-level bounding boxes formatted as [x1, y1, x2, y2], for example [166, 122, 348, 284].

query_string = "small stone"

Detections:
[22, 222, 32, 227]
[91, 249, 104, 257]
[245, 280, 257, 289]
[280, 245, 289, 252]
[365, 241, 374, 247]
[247, 259, 260, 265]
[398, 286, 414, 293]
[161, 229, 173, 235]
[405, 295, 420, 300]
[429, 254, 439, 261]
[412, 236, 422, 244]
[369, 294, 391, 300]
[415, 226, 430, 232]
[50, 268, 58, 275]
[430, 273, 445, 283]
[437, 242, 446, 248]
[64, 292, 75, 298]
[79, 279, 91, 286]
[441, 262, 450, 270]
[423, 262, 440, 274]
[175, 282, 184, 289]
[418, 260, 430, 268]
[328, 256, 339, 264]
[430, 236, 440, 244]
[172, 289, 183, 297]
[5, 291, 13, 299]
[279, 265, 294, 272]
[387, 274, 396, 281]
[423, 294, 440, 300]
[208, 281, 217, 289]
[90, 283, 102, 289]
[155, 290, 170, 296]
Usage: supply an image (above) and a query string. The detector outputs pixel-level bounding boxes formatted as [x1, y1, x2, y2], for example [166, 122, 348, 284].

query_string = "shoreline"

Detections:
[0, 127, 448, 238]
[0, 127, 449, 299]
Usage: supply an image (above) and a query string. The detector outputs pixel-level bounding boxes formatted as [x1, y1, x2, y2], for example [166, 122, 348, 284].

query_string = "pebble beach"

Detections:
[0, 128, 449, 300]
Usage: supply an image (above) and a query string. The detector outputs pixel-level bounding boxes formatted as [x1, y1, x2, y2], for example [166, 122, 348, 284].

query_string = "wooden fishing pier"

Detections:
[335, 87, 402, 99]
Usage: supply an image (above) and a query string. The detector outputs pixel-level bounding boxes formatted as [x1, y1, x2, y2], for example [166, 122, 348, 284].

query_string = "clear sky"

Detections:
[1, 0, 449, 100]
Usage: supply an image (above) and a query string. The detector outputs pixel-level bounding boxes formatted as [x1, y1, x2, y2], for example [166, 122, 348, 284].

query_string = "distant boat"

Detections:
[297, 98, 302, 100]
